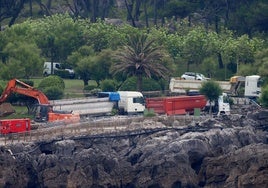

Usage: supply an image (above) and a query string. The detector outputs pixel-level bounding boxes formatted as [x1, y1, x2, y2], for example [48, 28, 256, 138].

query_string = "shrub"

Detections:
[38, 75, 65, 90]
[120, 77, 162, 91]
[83, 84, 99, 97]
[43, 86, 64, 100]
[38, 76, 65, 100]
[100, 79, 117, 92]
[144, 108, 156, 117]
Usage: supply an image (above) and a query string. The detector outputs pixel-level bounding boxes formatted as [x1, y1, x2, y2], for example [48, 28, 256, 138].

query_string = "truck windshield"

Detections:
[257, 78, 263, 87]
[133, 97, 145, 104]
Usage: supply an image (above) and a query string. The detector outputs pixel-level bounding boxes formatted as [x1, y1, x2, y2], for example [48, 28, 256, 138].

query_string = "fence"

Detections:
[0, 115, 209, 146]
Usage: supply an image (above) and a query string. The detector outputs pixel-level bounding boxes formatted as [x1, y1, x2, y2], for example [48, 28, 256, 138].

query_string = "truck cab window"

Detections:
[133, 97, 145, 104]
[257, 78, 263, 87]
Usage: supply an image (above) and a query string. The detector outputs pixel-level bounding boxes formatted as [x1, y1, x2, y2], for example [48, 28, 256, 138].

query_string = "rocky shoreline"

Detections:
[0, 109, 267, 187]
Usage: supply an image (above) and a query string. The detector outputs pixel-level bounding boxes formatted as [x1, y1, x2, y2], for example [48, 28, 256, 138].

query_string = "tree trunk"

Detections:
[134, 0, 141, 21]
[9, 0, 24, 27]
[83, 79, 88, 86]
[153, 0, 157, 26]
[137, 75, 142, 92]
[143, 1, 149, 28]
[124, 0, 136, 27]
[218, 53, 224, 69]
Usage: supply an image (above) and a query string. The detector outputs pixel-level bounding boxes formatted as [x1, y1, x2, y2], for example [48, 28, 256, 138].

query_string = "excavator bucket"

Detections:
[0, 103, 15, 117]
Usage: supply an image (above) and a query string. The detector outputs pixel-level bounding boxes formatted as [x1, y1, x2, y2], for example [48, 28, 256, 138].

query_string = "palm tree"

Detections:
[111, 33, 169, 92]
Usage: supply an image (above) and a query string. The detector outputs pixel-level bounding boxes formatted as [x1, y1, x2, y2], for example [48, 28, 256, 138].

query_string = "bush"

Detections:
[144, 108, 156, 117]
[120, 77, 162, 91]
[83, 84, 99, 97]
[43, 86, 64, 100]
[38, 76, 65, 100]
[100, 79, 117, 92]
[38, 75, 65, 90]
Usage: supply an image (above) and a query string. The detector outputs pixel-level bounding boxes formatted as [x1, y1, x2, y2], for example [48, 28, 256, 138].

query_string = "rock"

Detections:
[199, 143, 268, 188]
[0, 109, 267, 187]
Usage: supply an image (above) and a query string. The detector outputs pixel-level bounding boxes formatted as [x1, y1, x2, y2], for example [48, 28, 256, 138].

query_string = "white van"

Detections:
[43, 62, 75, 79]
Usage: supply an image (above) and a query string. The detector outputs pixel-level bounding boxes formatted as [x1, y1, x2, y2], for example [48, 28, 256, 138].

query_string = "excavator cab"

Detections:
[34, 104, 80, 123]
[34, 104, 51, 122]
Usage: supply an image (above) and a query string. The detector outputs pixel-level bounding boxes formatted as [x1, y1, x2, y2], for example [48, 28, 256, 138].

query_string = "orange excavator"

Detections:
[0, 79, 80, 123]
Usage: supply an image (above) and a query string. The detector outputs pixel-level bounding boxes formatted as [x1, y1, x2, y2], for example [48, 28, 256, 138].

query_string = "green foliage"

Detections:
[200, 80, 223, 103]
[83, 84, 99, 97]
[43, 86, 64, 100]
[111, 32, 169, 91]
[100, 79, 118, 92]
[0, 85, 3, 95]
[84, 20, 124, 51]
[200, 80, 223, 114]
[260, 85, 268, 108]
[144, 108, 156, 117]
[54, 69, 72, 79]
[120, 77, 162, 91]
[31, 13, 86, 62]
[38, 75, 65, 91]
[0, 22, 43, 79]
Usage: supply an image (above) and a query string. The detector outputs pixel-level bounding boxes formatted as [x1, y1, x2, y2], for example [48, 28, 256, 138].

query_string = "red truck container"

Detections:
[0, 118, 31, 134]
[146, 95, 207, 115]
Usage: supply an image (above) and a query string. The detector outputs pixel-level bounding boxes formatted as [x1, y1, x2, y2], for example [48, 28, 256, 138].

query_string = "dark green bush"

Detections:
[43, 86, 64, 100]
[83, 84, 100, 97]
[100, 79, 117, 92]
[120, 77, 162, 91]
[38, 75, 65, 90]
[38, 76, 65, 100]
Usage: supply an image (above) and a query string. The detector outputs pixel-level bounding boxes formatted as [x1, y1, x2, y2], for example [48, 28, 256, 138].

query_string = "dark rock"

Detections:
[0, 109, 268, 187]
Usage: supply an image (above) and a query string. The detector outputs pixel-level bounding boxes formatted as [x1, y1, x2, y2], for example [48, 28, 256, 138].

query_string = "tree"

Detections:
[31, 13, 86, 63]
[0, 22, 43, 79]
[200, 80, 223, 115]
[260, 85, 268, 108]
[111, 33, 169, 92]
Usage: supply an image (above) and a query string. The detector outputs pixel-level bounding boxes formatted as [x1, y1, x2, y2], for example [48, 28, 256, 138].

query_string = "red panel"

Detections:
[146, 95, 207, 115]
[0, 118, 31, 134]
[145, 97, 165, 114]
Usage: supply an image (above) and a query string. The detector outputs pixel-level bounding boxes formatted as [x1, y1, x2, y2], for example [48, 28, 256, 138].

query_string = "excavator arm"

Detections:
[0, 79, 50, 105]
[0, 79, 80, 123]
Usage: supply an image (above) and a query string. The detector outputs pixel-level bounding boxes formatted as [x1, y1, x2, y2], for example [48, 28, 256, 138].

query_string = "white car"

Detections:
[181, 72, 209, 81]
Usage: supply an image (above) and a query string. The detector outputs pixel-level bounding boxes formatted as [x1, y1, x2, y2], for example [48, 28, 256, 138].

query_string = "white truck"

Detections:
[169, 77, 232, 94]
[244, 75, 262, 99]
[169, 75, 262, 98]
[43, 62, 75, 79]
[51, 91, 145, 118]
[117, 91, 145, 115]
